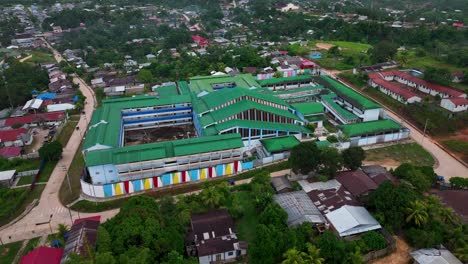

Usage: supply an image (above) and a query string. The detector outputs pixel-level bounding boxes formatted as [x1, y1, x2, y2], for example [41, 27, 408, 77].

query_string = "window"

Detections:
[228, 251, 233, 256]
[216, 254, 222, 261]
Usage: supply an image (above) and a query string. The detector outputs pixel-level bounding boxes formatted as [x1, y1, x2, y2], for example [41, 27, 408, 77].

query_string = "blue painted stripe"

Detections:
[190, 170, 199, 181]
[103, 184, 113, 197]
[122, 107, 192, 116]
[133, 180, 142, 192]
[216, 165, 224, 177]
[162, 174, 171, 185]
[123, 114, 192, 125]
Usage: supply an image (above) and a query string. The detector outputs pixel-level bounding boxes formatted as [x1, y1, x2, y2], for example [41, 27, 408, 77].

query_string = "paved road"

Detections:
[321, 69, 468, 178]
[0, 43, 118, 244]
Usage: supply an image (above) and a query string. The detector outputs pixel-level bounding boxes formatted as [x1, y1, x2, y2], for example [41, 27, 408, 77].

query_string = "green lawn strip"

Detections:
[16, 176, 33, 186]
[15, 237, 40, 263]
[71, 161, 290, 213]
[442, 139, 468, 155]
[58, 149, 84, 205]
[0, 241, 23, 264]
[37, 161, 58, 183]
[56, 116, 80, 147]
[404, 53, 466, 73]
[0, 185, 46, 227]
[365, 143, 434, 167]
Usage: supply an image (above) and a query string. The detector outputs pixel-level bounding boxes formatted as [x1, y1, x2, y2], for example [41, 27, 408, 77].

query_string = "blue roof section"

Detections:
[37, 93, 57, 100]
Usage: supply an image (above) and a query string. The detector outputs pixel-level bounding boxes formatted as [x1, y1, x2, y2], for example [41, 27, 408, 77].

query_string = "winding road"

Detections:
[321, 68, 468, 178]
[0, 42, 118, 244]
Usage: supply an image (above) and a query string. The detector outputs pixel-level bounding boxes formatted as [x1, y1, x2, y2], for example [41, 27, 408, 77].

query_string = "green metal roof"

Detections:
[154, 85, 179, 98]
[192, 87, 290, 114]
[199, 100, 300, 127]
[292, 102, 324, 116]
[177, 81, 191, 95]
[204, 119, 311, 136]
[261, 136, 300, 153]
[272, 86, 323, 95]
[258, 75, 313, 86]
[339, 119, 402, 137]
[320, 76, 380, 110]
[84, 134, 243, 166]
[189, 74, 260, 93]
[83, 94, 192, 151]
[321, 94, 359, 121]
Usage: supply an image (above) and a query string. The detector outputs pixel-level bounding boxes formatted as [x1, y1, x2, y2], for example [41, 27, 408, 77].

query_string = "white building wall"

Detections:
[440, 99, 468, 112]
[199, 251, 237, 264]
[362, 108, 380, 122]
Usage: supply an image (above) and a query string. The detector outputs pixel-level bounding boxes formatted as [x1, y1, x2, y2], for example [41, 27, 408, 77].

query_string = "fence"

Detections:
[17, 170, 40, 177]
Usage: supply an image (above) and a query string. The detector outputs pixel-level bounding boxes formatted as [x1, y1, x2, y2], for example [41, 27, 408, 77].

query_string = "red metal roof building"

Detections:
[20, 246, 63, 264]
[0, 128, 28, 142]
[3, 112, 66, 127]
[394, 71, 465, 98]
[0, 146, 22, 158]
[192, 35, 209, 47]
[369, 78, 421, 103]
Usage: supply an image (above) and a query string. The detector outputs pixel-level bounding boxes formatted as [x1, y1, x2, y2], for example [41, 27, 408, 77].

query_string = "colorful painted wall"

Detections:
[81, 160, 255, 198]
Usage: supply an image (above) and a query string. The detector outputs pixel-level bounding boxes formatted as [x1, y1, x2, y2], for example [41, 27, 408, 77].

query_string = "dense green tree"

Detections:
[137, 69, 153, 83]
[318, 147, 343, 177]
[367, 181, 419, 231]
[315, 231, 348, 263]
[303, 244, 325, 264]
[39, 141, 63, 162]
[342, 147, 366, 170]
[369, 40, 398, 63]
[289, 142, 321, 175]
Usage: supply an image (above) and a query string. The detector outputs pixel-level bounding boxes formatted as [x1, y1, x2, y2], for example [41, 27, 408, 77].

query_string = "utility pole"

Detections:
[420, 118, 429, 145]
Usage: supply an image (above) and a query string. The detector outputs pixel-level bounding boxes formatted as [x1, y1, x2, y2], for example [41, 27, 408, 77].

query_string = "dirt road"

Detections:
[0, 43, 119, 244]
[321, 69, 468, 178]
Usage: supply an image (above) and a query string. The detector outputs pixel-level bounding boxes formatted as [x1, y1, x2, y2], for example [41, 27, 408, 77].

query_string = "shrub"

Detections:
[362, 231, 387, 251]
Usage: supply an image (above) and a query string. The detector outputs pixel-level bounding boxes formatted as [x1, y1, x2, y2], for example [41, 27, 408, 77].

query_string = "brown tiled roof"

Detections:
[307, 186, 360, 213]
[335, 170, 378, 196]
[197, 236, 238, 256]
[190, 209, 234, 241]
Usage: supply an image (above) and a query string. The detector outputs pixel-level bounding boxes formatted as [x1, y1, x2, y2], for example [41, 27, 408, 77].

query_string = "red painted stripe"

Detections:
[209, 167, 213, 178]
[234, 161, 239, 172]
[182, 171, 186, 182]
[153, 177, 159, 188]
[123, 181, 129, 194]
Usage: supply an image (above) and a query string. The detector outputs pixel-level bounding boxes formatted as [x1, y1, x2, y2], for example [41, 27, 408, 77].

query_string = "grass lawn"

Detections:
[56, 116, 80, 147]
[25, 50, 55, 64]
[361, 86, 404, 113]
[0, 241, 22, 264]
[400, 51, 466, 73]
[0, 185, 46, 227]
[17, 237, 40, 261]
[58, 149, 84, 205]
[442, 140, 468, 155]
[365, 143, 435, 167]
[16, 176, 33, 186]
[235, 191, 258, 243]
[37, 161, 57, 183]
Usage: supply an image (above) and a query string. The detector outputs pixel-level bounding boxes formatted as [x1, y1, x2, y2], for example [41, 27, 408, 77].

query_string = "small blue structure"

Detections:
[31, 89, 38, 94]
[310, 51, 322, 59]
[71, 95, 78, 102]
[36, 92, 57, 100]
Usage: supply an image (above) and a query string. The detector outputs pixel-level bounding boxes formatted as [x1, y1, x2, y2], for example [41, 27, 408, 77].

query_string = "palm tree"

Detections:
[454, 245, 468, 263]
[438, 207, 458, 225]
[200, 187, 222, 209]
[282, 248, 305, 264]
[302, 244, 324, 264]
[347, 246, 363, 264]
[405, 200, 429, 227]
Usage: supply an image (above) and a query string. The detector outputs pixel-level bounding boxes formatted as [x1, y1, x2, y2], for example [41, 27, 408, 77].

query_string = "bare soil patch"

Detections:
[372, 236, 412, 264]
[315, 42, 335, 50]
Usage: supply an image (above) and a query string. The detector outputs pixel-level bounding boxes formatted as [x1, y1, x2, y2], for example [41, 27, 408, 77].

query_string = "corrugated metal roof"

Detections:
[292, 102, 324, 116]
[339, 119, 402, 137]
[261, 136, 300, 153]
[321, 93, 359, 120]
[325, 205, 381, 237]
[189, 74, 260, 93]
[274, 190, 326, 226]
[84, 134, 243, 166]
[321, 76, 380, 110]
[258, 75, 313, 86]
